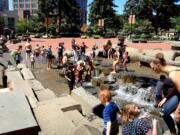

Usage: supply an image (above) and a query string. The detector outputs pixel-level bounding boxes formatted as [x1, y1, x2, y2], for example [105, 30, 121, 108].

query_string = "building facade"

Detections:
[75, 0, 87, 25]
[0, 0, 18, 30]
[13, 0, 38, 19]
[0, 0, 8, 12]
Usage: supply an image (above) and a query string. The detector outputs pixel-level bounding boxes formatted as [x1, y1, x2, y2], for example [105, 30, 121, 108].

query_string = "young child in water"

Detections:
[30, 53, 35, 69]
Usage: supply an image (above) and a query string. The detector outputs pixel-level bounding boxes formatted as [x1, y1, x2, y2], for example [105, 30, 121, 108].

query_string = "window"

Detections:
[26, 4, 30, 8]
[19, 0, 24, 2]
[14, 4, 18, 9]
[32, 3, 36, 8]
[14, 0, 18, 2]
[20, 4, 24, 8]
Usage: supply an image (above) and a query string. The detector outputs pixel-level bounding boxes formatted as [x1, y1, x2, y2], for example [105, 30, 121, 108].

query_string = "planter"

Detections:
[140, 40, 147, 43]
[132, 40, 139, 43]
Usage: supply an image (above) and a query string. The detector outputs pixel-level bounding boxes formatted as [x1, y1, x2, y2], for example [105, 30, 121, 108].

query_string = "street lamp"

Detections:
[129, 0, 136, 39]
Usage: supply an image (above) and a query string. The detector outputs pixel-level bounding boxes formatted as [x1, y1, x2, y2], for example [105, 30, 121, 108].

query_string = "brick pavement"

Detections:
[6, 38, 171, 53]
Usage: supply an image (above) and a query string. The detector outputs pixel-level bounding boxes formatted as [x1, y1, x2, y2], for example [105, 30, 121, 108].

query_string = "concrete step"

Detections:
[34, 104, 76, 135]
[7, 71, 23, 83]
[0, 91, 39, 135]
[71, 87, 100, 116]
[11, 80, 37, 108]
[35, 89, 56, 101]
[89, 116, 104, 132]
[21, 68, 35, 80]
[64, 110, 91, 127]
[17, 63, 27, 70]
[27, 80, 45, 91]
[74, 125, 101, 135]
[37, 96, 82, 112]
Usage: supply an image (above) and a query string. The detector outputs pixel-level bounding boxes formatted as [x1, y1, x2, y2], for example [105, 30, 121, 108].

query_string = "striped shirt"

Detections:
[103, 102, 119, 130]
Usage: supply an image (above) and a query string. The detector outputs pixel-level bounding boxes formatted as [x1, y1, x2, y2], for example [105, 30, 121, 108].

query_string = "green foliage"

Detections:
[47, 24, 57, 34]
[171, 17, 180, 32]
[122, 19, 153, 39]
[89, 0, 122, 33]
[140, 33, 152, 39]
[38, 0, 81, 33]
[124, 0, 180, 34]
[93, 34, 101, 39]
[16, 19, 32, 33]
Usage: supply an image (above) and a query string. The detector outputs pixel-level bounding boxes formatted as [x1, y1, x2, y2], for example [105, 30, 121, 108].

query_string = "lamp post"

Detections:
[129, 0, 136, 39]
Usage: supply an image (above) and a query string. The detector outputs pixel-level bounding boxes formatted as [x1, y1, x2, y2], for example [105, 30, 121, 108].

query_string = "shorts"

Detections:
[47, 55, 53, 59]
[103, 128, 119, 135]
[26, 50, 31, 53]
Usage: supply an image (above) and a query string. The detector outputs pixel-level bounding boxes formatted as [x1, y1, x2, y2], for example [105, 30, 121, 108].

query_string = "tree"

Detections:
[122, 19, 154, 38]
[171, 17, 180, 32]
[38, 0, 81, 33]
[0, 16, 5, 35]
[124, 0, 180, 34]
[89, 0, 118, 31]
[15, 19, 33, 34]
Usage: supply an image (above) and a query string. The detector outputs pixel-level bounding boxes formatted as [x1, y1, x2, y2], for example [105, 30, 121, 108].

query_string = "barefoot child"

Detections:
[30, 53, 35, 69]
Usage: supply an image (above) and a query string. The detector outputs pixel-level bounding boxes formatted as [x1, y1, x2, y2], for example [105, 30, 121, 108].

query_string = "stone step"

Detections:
[71, 87, 100, 116]
[34, 104, 76, 135]
[64, 110, 91, 127]
[89, 116, 104, 132]
[74, 125, 101, 135]
[17, 63, 27, 70]
[11, 80, 37, 108]
[35, 89, 56, 101]
[37, 96, 82, 112]
[0, 91, 39, 135]
[21, 68, 35, 80]
[3, 53, 16, 67]
[7, 71, 23, 83]
[27, 80, 45, 91]
[0, 88, 11, 93]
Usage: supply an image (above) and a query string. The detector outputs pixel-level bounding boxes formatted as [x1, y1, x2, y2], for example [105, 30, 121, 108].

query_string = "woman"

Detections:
[46, 46, 53, 70]
[34, 44, 41, 58]
[121, 103, 158, 135]
[150, 53, 180, 134]
[123, 52, 131, 72]
[75, 60, 85, 86]
[85, 57, 94, 82]
[57, 42, 65, 66]
[112, 55, 122, 73]
[25, 42, 32, 61]
[14, 45, 23, 65]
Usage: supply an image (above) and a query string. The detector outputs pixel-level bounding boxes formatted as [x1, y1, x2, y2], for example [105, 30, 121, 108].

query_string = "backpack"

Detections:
[47, 49, 52, 56]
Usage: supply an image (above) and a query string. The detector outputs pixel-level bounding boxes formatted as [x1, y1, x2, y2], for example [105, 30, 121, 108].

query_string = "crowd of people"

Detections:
[9, 37, 180, 135]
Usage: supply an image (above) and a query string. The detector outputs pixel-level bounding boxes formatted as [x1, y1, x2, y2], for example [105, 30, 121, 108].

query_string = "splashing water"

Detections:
[114, 83, 155, 108]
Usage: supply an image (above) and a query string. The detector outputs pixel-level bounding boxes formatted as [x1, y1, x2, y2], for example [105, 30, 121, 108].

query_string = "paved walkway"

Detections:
[7, 38, 172, 53]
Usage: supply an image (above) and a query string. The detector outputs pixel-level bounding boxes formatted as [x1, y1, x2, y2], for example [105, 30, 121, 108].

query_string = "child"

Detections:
[122, 51, 130, 72]
[30, 54, 35, 69]
[99, 89, 120, 135]
[65, 65, 75, 95]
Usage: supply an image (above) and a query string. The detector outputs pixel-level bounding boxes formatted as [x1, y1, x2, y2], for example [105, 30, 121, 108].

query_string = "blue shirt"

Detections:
[103, 102, 119, 130]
